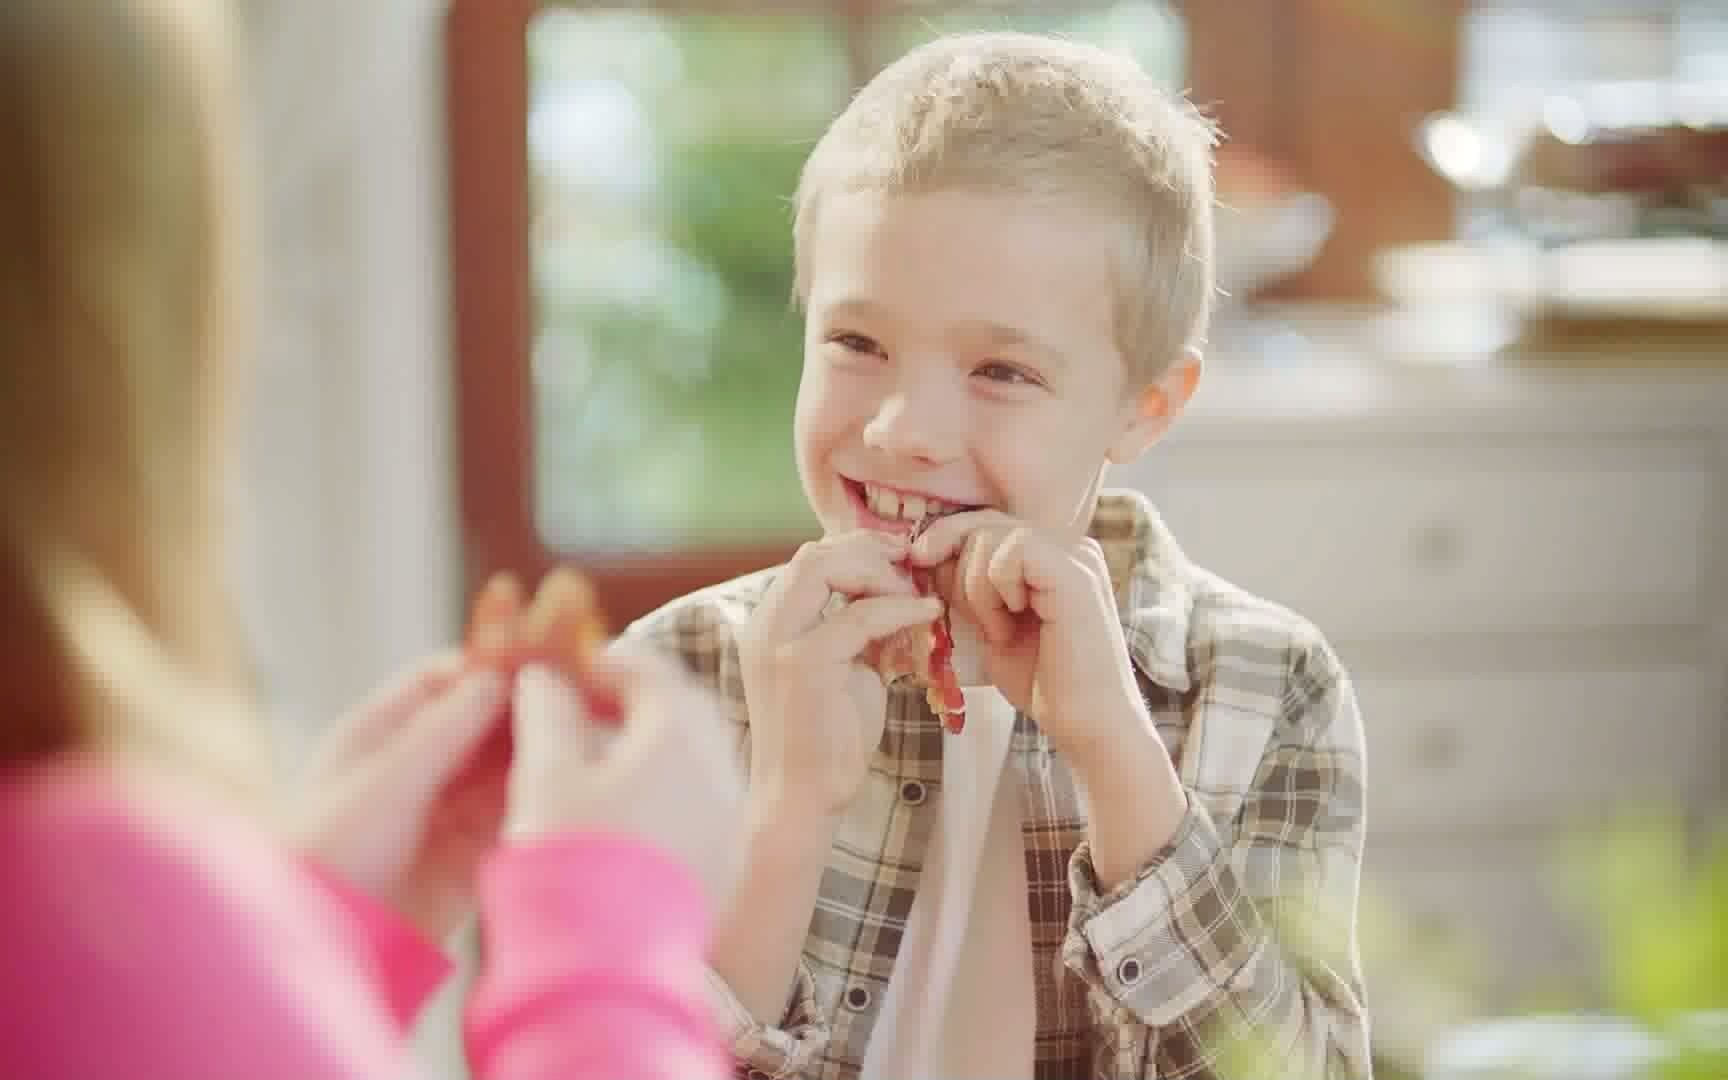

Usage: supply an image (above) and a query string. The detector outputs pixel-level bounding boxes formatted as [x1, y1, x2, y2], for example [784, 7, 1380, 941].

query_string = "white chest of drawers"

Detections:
[1109, 318, 1728, 1047]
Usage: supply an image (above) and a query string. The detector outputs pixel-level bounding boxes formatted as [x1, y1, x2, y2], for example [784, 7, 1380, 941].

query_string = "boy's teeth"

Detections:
[863, 483, 945, 522]
[869, 486, 900, 519]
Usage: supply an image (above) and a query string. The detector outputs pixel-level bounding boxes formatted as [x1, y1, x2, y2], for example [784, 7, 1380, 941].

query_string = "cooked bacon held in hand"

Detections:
[865, 510, 968, 733]
[464, 567, 623, 729]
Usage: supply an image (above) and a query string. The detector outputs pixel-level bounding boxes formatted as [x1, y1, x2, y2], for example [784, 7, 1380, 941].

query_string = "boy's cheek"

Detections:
[795, 387, 860, 446]
[979, 433, 1110, 531]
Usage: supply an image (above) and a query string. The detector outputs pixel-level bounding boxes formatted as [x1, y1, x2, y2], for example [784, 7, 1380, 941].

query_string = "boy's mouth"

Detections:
[844, 477, 981, 527]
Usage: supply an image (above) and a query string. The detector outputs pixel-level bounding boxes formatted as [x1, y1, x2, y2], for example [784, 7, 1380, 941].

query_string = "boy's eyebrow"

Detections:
[823, 297, 891, 322]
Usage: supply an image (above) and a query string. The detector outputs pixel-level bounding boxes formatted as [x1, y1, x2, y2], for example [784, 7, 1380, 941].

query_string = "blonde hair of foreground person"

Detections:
[0, 0, 268, 805]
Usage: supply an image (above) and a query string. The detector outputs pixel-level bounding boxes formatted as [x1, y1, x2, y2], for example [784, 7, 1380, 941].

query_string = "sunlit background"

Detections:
[231, 2, 1726, 1077]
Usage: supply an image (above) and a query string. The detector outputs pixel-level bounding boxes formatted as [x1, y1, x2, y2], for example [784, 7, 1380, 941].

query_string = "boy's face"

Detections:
[795, 188, 1192, 539]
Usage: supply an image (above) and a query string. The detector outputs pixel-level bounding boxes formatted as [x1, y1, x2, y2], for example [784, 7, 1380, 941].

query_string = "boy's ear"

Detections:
[1108, 348, 1202, 465]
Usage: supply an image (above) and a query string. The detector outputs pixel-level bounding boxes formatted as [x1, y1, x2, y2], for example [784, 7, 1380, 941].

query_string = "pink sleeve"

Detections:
[0, 772, 725, 1080]
[464, 833, 730, 1080]
[299, 857, 454, 1030]
[0, 776, 421, 1080]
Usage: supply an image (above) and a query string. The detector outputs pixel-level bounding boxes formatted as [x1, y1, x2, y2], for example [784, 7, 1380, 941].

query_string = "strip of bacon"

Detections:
[920, 576, 967, 733]
[465, 567, 622, 725]
[863, 512, 967, 733]
[909, 509, 968, 732]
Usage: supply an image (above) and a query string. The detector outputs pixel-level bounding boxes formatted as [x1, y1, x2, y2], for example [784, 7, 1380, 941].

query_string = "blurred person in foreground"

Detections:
[0, 2, 743, 1078]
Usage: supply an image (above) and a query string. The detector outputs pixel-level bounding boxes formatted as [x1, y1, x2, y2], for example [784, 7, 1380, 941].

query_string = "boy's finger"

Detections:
[960, 538, 1016, 645]
[988, 533, 1032, 614]
[908, 511, 1012, 566]
[1010, 532, 1101, 623]
[819, 563, 919, 604]
[762, 534, 914, 636]
[806, 594, 943, 664]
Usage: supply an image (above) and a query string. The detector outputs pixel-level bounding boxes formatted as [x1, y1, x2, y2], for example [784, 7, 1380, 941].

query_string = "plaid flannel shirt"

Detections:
[623, 489, 1371, 1080]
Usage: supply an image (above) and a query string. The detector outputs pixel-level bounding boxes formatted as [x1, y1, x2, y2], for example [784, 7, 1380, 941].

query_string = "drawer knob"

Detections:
[1409, 521, 1465, 570]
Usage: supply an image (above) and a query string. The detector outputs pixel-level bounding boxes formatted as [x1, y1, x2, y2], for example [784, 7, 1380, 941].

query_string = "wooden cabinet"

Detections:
[1146, 436, 1719, 639]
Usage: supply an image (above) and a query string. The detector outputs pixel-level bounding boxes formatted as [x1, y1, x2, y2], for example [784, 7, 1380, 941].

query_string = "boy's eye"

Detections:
[827, 332, 883, 356]
[974, 361, 1041, 387]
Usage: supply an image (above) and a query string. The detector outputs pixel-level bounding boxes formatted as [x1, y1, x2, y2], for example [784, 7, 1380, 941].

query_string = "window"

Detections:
[526, 9, 850, 556]
[447, 0, 1463, 623]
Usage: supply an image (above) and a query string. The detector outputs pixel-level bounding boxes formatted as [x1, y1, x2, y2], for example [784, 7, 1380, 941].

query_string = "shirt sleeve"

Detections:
[1062, 646, 1373, 1079]
[701, 960, 831, 1079]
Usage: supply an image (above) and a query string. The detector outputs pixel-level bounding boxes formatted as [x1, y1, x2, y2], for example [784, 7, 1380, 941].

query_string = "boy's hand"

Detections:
[911, 511, 1188, 884]
[739, 531, 944, 820]
[909, 511, 1152, 769]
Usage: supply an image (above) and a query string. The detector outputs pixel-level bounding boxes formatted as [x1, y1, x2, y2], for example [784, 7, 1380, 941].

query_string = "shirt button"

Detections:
[1117, 957, 1143, 985]
[900, 780, 927, 805]
[845, 985, 874, 1011]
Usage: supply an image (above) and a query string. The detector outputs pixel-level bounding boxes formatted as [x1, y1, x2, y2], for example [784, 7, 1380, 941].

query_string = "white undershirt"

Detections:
[860, 686, 1037, 1080]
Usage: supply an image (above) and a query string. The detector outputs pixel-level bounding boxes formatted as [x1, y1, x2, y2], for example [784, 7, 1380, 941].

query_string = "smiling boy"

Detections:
[625, 31, 1370, 1080]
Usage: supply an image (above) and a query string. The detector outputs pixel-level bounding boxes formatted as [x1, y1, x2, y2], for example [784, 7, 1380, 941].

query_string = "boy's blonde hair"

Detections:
[0, 0, 264, 802]
[793, 31, 1219, 387]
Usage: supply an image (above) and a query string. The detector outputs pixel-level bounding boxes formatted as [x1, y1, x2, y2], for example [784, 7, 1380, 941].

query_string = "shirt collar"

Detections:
[1087, 488, 1195, 694]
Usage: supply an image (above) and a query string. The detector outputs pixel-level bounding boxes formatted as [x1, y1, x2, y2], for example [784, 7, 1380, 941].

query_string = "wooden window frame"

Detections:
[447, 0, 806, 625]
[445, 0, 1462, 624]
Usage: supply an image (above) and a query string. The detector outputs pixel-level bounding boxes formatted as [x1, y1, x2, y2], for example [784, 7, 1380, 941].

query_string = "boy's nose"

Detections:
[861, 390, 962, 465]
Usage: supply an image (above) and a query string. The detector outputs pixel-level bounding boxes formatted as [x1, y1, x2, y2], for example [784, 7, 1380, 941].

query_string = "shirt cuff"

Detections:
[704, 960, 831, 1079]
[1063, 801, 1265, 1026]
[299, 858, 453, 1031]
